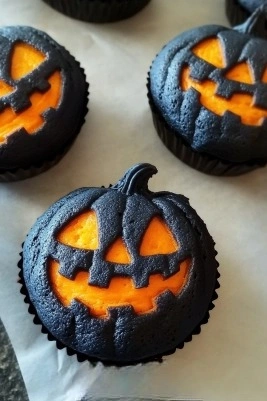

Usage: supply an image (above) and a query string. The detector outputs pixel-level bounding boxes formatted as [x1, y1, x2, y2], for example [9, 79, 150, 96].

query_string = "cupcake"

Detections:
[226, 0, 267, 35]
[20, 163, 219, 365]
[42, 0, 151, 23]
[0, 26, 89, 182]
[148, 10, 267, 175]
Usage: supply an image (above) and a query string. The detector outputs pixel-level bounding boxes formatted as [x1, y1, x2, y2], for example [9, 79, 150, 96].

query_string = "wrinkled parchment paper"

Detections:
[0, 1, 267, 400]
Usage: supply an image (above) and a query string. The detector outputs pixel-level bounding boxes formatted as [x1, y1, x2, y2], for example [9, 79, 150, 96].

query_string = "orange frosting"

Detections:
[192, 37, 225, 68]
[57, 210, 99, 250]
[0, 42, 62, 143]
[58, 211, 180, 261]
[49, 258, 191, 317]
[180, 37, 267, 126]
[10, 42, 46, 80]
[53, 209, 187, 317]
[181, 66, 267, 126]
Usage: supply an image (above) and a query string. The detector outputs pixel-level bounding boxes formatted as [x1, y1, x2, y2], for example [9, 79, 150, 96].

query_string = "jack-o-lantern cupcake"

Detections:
[42, 0, 151, 23]
[226, 0, 267, 36]
[0, 26, 89, 182]
[148, 10, 267, 175]
[20, 163, 219, 365]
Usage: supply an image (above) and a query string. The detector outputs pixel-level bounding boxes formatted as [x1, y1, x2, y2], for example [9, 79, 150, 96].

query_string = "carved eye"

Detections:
[57, 210, 99, 250]
[192, 37, 226, 68]
[139, 216, 179, 256]
[10, 42, 46, 80]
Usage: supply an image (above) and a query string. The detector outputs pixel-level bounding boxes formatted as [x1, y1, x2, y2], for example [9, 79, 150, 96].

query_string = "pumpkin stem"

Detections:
[235, 6, 267, 37]
[112, 163, 158, 196]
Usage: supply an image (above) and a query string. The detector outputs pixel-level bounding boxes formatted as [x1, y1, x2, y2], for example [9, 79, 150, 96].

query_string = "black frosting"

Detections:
[22, 164, 218, 363]
[0, 26, 88, 171]
[149, 20, 267, 163]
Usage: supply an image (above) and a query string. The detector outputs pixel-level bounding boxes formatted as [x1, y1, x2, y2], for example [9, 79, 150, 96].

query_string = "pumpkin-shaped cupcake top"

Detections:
[0, 26, 88, 180]
[149, 10, 267, 174]
[21, 164, 218, 364]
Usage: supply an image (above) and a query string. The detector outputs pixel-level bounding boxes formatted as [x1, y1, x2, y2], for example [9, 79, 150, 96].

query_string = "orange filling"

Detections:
[10, 42, 46, 80]
[0, 42, 62, 143]
[58, 211, 179, 262]
[181, 66, 267, 126]
[57, 210, 99, 251]
[49, 258, 191, 317]
[180, 37, 267, 126]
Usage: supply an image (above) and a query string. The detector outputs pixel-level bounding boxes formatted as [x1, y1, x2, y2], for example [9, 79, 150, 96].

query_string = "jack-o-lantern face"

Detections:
[0, 26, 88, 171]
[181, 36, 267, 126]
[50, 211, 191, 317]
[23, 164, 218, 363]
[149, 11, 267, 163]
[0, 41, 62, 143]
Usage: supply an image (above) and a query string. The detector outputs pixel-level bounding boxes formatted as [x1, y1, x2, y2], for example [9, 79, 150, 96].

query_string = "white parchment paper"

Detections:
[0, 1, 267, 400]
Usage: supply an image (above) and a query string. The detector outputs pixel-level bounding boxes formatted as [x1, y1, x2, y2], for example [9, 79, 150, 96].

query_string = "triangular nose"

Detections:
[105, 237, 131, 264]
[225, 61, 254, 84]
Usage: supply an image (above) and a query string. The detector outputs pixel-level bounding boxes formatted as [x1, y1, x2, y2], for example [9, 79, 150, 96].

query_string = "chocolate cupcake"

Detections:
[43, 0, 151, 23]
[0, 26, 89, 182]
[20, 163, 219, 365]
[226, 0, 267, 36]
[148, 10, 267, 175]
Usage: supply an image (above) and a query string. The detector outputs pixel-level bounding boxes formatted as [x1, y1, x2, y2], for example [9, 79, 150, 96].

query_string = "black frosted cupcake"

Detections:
[20, 163, 219, 365]
[148, 10, 267, 175]
[43, 0, 151, 23]
[226, 0, 267, 36]
[0, 26, 89, 182]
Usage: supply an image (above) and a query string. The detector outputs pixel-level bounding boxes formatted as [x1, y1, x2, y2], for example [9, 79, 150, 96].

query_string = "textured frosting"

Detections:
[22, 164, 218, 363]
[150, 24, 267, 163]
[0, 26, 88, 171]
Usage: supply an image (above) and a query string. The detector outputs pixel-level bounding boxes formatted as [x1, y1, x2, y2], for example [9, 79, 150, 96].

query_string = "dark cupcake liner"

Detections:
[147, 81, 267, 176]
[0, 38, 89, 183]
[18, 246, 220, 367]
[225, 0, 251, 26]
[226, 0, 267, 39]
[0, 135, 76, 182]
[43, 0, 151, 23]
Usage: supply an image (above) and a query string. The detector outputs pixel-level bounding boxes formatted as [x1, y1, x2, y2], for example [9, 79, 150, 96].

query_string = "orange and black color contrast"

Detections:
[21, 164, 219, 364]
[149, 10, 267, 175]
[0, 26, 88, 180]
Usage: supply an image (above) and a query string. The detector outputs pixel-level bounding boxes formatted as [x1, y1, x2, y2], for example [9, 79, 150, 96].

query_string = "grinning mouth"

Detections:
[49, 258, 191, 318]
[0, 71, 62, 143]
[180, 66, 267, 126]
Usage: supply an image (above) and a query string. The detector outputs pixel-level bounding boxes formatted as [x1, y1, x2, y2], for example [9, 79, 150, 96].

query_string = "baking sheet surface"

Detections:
[0, 1, 267, 400]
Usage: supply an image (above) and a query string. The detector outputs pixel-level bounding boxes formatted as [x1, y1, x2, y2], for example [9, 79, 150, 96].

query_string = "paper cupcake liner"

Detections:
[43, 0, 151, 23]
[18, 246, 220, 367]
[147, 83, 266, 176]
[225, 0, 251, 26]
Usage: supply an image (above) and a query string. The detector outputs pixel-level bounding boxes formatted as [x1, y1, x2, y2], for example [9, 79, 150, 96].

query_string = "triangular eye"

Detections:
[225, 61, 254, 84]
[139, 216, 179, 256]
[0, 78, 14, 97]
[192, 37, 225, 68]
[105, 237, 131, 264]
[57, 210, 99, 250]
[10, 42, 46, 80]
